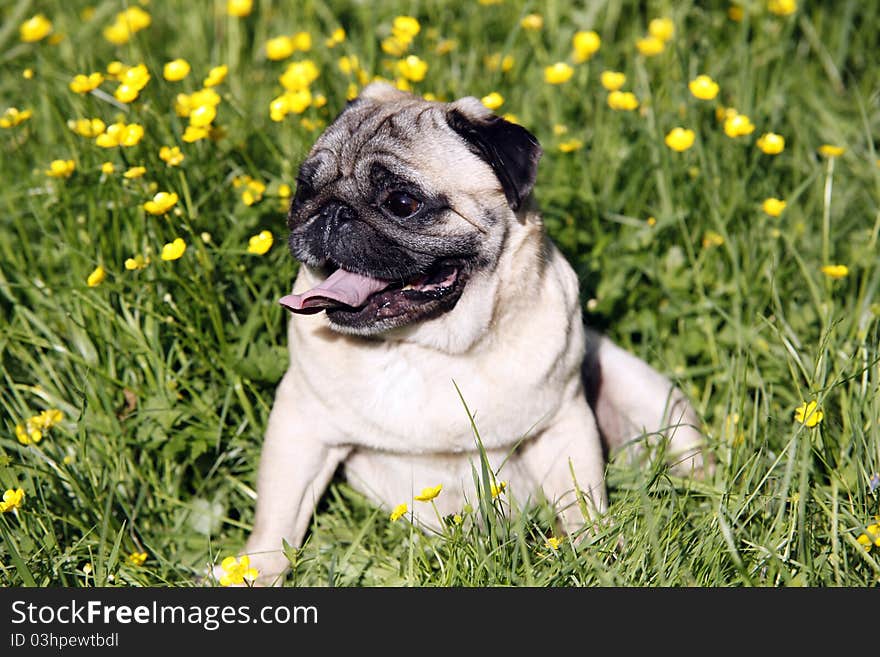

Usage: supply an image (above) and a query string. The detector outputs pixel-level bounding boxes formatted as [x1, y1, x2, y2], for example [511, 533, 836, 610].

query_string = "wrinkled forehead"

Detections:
[298, 100, 495, 196]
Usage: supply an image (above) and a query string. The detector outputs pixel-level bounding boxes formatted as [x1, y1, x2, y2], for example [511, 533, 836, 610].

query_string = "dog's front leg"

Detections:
[519, 393, 608, 536]
[240, 371, 350, 585]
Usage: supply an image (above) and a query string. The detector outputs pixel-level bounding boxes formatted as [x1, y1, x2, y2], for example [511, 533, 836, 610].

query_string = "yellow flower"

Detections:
[161, 238, 187, 261]
[607, 90, 639, 111]
[103, 7, 151, 45]
[1, 107, 33, 128]
[189, 104, 217, 128]
[87, 265, 106, 287]
[649, 18, 675, 42]
[414, 484, 443, 502]
[520, 14, 543, 31]
[820, 264, 849, 279]
[101, 161, 115, 174]
[546, 536, 563, 550]
[182, 126, 210, 143]
[392, 16, 421, 41]
[123, 166, 146, 179]
[127, 552, 148, 566]
[103, 21, 132, 45]
[856, 523, 880, 552]
[390, 503, 408, 521]
[292, 31, 312, 51]
[280, 60, 319, 91]
[702, 231, 724, 248]
[23, 68, 35, 80]
[688, 74, 719, 100]
[69, 72, 104, 94]
[559, 139, 584, 153]
[226, 0, 253, 17]
[266, 36, 295, 61]
[544, 62, 574, 85]
[490, 481, 507, 498]
[381, 37, 408, 57]
[768, 0, 797, 16]
[761, 198, 786, 217]
[67, 118, 106, 138]
[600, 71, 626, 91]
[204, 65, 229, 87]
[818, 144, 845, 158]
[794, 401, 823, 427]
[636, 35, 665, 56]
[159, 146, 185, 167]
[481, 92, 504, 110]
[0, 489, 25, 514]
[572, 30, 601, 63]
[723, 112, 755, 138]
[247, 230, 274, 255]
[553, 124, 569, 136]
[326, 27, 346, 47]
[728, 5, 745, 21]
[397, 56, 428, 82]
[144, 192, 179, 215]
[95, 122, 144, 148]
[665, 127, 696, 152]
[45, 159, 76, 178]
[115, 85, 139, 103]
[125, 254, 150, 271]
[121, 63, 150, 90]
[485, 53, 515, 73]
[20, 14, 53, 42]
[756, 132, 785, 155]
[241, 179, 267, 206]
[163, 58, 191, 81]
[15, 423, 41, 446]
[219, 555, 259, 586]
[279, 184, 292, 198]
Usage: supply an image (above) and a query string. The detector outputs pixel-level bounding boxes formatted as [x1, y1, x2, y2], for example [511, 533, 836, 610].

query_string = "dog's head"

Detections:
[282, 82, 543, 339]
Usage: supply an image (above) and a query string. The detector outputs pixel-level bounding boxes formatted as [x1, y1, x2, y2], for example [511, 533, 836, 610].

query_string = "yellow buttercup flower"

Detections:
[723, 112, 755, 138]
[101, 162, 115, 175]
[389, 503, 408, 521]
[67, 118, 106, 138]
[544, 62, 574, 84]
[702, 231, 724, 248]
[266, 35, 295, 61]
[123, 166, 146, 179]
[103, 7, 151, 45]
[485, 53, 515, 73]
[392, 16, 421, 41]
[572, 30, 601, 63]
[728, 5, 744, 21]
[1, 107, 33, 128]
[768, 0, 797, 16]
[247, 230, 274, 255]
[820, 264, 849, 279]
[45, 159, 76, 178]
[414, 484, 443, 502]
[204, 65, 229, 87]
[144, 192, 179, 215]
[607, 90, 639, 111]
[558, 139, 584, 153]
[0, 489, 25, 514]
[794, 401, 823, 427]
[326, 27, 346, 47]
[227, 0, 253, 17]
[648, 17, 675, 42]
[397, 56, 428, 82]
[665, 127, 695, 152]
[96, 122, 145, 148]
[292, 32, 312, 51]
[15, 423, 41, 446]
[600, 71, 626, 91]
[761, 198, 786, 217]
[481, 92, 504, 110]
[381, 37, 408, 57]
[163, 58, 191, 81]
[280, 60, 319, 91]
[546, 536, 563, 550]
[161, 238, 187, 261]
[159, 146, 185, 167]
[87, 265, 106, 287]
[125, 254, 150, 271]
[818, 144, 845, 158]
[241, 179, 267, 206]
[20, 14, 53, 42]
[520, 14, 543, 31]
[219, 555, 258, 586]
[636, 35, 665, 56]
[756, 132, 785, 155]
[688, 75, 719, 100]
[69, 72, 104, 94]
[856, 523, 880, 552]
[127, 552, 148, 566]
[490, 481, 507, 499]
[189, 104, 217, 128]
[183, 126, 210, 143]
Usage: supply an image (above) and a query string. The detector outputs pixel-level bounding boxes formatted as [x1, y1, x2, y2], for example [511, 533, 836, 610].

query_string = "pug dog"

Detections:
[236, 82, 704, 584]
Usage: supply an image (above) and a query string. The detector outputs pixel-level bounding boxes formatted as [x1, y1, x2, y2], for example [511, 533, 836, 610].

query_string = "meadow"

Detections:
[1, 0, 879, 587]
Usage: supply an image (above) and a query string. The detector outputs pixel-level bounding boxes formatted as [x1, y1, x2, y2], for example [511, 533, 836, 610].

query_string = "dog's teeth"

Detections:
[401, 284, 414, 291]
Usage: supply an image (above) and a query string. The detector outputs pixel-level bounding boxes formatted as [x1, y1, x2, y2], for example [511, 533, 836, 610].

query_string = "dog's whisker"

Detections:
[448, 205, 489, 234]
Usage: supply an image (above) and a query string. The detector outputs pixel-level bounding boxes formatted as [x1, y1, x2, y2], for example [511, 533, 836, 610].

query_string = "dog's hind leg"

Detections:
[581, 329, 706, 476]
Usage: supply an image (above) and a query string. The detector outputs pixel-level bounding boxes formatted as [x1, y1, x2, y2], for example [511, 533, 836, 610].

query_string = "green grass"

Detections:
[1, 0, 879, 587]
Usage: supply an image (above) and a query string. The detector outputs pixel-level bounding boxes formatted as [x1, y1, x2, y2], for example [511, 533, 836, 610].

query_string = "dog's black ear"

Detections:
[446, 98, 542, 211]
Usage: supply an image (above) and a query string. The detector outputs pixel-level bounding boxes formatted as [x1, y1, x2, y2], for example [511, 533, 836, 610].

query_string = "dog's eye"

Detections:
[382, 191, 422, 219]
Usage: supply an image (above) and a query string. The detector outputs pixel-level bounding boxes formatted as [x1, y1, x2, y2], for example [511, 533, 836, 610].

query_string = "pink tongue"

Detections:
[279, 268, 392, 314]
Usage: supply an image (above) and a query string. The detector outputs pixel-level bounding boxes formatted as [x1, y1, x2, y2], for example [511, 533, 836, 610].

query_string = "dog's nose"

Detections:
[319, 200, 355, 226]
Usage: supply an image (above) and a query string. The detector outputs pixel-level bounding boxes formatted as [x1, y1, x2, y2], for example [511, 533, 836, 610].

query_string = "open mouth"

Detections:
[279, 259, 469, 331]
